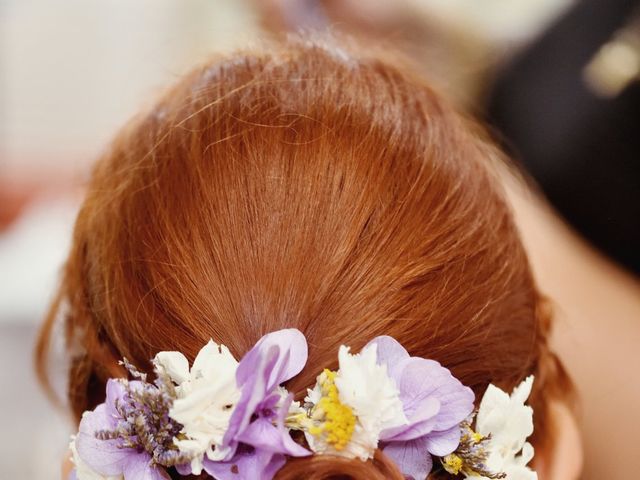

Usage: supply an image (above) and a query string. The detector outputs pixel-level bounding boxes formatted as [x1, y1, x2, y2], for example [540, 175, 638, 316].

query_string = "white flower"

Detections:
[153, 340, 241, 474]
[304, 343, 407, 461]
[69, 436, 122, 480]
[472, 376, 537, 480]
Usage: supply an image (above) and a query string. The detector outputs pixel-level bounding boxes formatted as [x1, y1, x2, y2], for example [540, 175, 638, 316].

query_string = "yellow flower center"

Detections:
[442, 454, 464, 474]
[309, 369, 356, 450]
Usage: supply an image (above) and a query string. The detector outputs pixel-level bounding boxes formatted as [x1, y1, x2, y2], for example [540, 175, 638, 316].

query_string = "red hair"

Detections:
[37, 38, 569, 478]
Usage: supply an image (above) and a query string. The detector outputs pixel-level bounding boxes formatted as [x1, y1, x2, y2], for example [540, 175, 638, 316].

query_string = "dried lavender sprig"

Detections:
[94, 359, 192, 468]
[119, 358, 147, 381]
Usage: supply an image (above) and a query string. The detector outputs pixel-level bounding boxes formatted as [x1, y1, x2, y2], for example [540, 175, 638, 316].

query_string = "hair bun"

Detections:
[277, 450, 402, 480]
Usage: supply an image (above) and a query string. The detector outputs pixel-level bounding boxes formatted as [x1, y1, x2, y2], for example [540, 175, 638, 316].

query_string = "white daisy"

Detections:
[153, 340, 241, 474]
[304, 343, 407, 460]
[473, 376, 537, 480]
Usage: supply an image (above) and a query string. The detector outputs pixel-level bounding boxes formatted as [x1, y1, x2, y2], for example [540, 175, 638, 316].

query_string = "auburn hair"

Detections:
[36, 38, 570, 479]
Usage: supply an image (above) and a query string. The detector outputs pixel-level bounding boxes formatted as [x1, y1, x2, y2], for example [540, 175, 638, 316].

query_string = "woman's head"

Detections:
[38, 38, 570, 478]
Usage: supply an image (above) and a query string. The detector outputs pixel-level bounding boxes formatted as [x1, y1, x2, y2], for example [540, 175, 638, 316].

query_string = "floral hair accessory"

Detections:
[69, 331, 537, 480]
[442, 376, 537, 480]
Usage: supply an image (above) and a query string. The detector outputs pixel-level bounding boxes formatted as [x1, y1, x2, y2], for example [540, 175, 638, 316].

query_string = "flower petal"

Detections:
[381, 396, 440, 441]
[223, 344, 281, 456]
[476, 377, 534, 455]
[236, 329, 308, 389]
[512, 376, 534, 404]
[271, 392, 311, 457]
[235, 394, 310, 457]
[396, 357, 474, 432]
[122, 454, 170, 480]
[70, 435, 122, 480]
[104, 379, 127, 421]
[190, 340, 238, 381]
[382, 437, 433, 480]
[235, 417, 309, 457]
[420, 425, 461, 456]
[166, 341, 240, 465]
[174, 463, 191, 476]
[520, 442, 535, 465]
[335, 344, 408, 434]
[366, 336, 410, 379]
[368, 338, 475, 441]
[75, 405, 131, 476]
[204, 450, 286, 480]
[153, 351, 190, 385]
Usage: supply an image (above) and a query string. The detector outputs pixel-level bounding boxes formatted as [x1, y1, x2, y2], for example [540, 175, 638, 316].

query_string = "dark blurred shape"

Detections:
[488, 0, 640, 275]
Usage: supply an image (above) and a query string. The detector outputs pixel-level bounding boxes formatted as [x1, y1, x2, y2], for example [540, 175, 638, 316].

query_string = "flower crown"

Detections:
[69, 329, 537, 480]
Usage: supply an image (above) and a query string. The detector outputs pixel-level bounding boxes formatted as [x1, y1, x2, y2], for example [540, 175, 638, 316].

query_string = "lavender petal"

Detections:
[366, 335, 411, 379]
[235, 416, 309, 457]
[382, 437, 434, 480]
[204, 450, 287, 480]
[397, 357, 474, 432]
[236, 329, 308, 389]
[420, 425, 462, 457]
[381, 396, 440, 441]
[75, 405, 132, 476]
[222, 344, 280, 456]
[122, 454, 170, 480]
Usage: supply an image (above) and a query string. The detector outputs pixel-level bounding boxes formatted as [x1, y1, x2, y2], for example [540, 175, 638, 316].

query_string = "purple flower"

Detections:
[367, 336, 475, 480]
[202, 329, 311, 480]
[75, 379, 170, 480]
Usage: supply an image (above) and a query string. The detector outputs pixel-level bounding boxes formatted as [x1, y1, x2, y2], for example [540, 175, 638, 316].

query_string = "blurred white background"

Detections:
[1, 0, 258, 178]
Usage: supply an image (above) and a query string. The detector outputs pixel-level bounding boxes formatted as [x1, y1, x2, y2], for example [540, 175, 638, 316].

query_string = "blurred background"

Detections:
[1, 0, 639, 478]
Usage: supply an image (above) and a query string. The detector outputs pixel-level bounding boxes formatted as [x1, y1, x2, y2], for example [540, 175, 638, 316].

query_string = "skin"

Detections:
[534, 400, 583, 480]
[62, 457, 70, 479]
